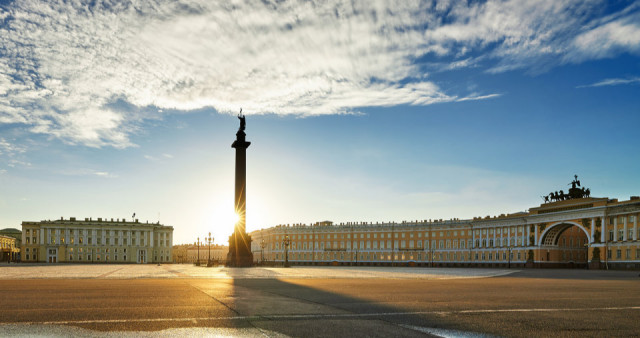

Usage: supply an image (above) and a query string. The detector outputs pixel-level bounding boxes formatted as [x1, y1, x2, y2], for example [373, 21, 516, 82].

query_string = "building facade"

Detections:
[21, 217, 173, 264]
[250, 195, 640, 269]
[1, 233, 20, 262]
[172, 244, 229, 264]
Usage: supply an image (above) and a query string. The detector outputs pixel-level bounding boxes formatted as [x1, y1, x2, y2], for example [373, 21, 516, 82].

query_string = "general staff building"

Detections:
[250, 195, 640, 269]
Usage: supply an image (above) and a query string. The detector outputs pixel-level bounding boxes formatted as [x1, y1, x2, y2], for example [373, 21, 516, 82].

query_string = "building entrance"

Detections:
[137, 249, 146, 264]
[539, 223, 589, 268]
[47, 248, 58, 263]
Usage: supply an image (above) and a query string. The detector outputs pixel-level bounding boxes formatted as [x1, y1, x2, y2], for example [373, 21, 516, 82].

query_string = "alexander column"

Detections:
[227, 112, 254, 266]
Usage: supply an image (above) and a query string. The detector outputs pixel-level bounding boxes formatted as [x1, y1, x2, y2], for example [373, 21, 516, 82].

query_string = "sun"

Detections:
[208, 204, 241, 244]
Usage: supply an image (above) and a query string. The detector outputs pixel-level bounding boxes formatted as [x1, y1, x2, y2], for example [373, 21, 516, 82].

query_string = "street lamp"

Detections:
[584, 242, 589, 270]
[430, 247, 434, 267]
[283, 234, 291, 267]
[260, 239, 266, 265]
[196, 237, 201, 266]
[206, 232, 214, 267]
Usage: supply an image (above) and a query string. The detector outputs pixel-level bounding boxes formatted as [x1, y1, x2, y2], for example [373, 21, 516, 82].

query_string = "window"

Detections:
[609, 231, 614, 242]
[618, 230, 624, 241]
[616, 250, 622, 259]
[607, 250, 612, 259]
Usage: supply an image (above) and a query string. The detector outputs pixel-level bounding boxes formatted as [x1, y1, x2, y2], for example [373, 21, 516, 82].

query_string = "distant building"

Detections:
[251, 195, 640, 269]
[172, 243, 228, 264]
[21, 217, 173, 264]
[0, 228, 20, 262]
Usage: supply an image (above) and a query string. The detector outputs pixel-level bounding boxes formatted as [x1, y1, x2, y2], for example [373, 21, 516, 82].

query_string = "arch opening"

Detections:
[539, 223, 589, 268]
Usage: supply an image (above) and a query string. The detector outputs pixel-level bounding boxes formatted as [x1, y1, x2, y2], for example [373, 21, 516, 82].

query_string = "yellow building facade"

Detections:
[1, 234, 20, 262]
[250, 196, 640, 269]
[21, 217, 174, 264]
[172, 244, 229, 264]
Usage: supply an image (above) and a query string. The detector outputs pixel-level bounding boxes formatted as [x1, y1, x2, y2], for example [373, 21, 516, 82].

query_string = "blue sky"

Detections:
[1, 0, 639, 244]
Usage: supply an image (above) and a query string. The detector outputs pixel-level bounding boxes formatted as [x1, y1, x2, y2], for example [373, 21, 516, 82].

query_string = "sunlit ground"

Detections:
[0, 264, 514, 280]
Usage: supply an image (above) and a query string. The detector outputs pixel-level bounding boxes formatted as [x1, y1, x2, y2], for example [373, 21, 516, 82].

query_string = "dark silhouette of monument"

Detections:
[543, 175, 591, 203]
[227, 111, 254, 267]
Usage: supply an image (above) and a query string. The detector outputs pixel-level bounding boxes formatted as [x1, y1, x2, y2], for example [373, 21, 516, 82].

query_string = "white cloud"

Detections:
[0, 169, 6, 175]
[567, 11, 640, 62]
[0, 138, 26, 156]
[0, 1, 637, 148]
[94, 171, 117, 178]
[577, 76, 640, 88]
[456, 93, 503, 102]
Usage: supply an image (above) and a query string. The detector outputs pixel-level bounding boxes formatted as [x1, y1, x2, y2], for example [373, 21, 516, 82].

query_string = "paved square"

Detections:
[1, 265, 639, 337]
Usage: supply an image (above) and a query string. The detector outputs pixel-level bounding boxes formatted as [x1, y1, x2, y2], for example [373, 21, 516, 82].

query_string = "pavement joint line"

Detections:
[8, 306, 640, 326]
[185, 280, 242, 316]
[96, 267, 124, 279]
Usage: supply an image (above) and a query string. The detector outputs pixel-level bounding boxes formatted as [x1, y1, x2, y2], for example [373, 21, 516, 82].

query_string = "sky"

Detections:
[0, 0, 639, 245]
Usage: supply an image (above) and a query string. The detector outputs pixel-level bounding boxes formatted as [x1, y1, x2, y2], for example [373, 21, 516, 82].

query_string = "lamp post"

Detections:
[430, 247, 434, 267]
[206, 232, 214, 267]
[507, 246, 512, 269]
[260, 239, 266, 265]
[283, 234, 291, 267]
[584, 242, 589, 270]
[196, 237, 201, 266]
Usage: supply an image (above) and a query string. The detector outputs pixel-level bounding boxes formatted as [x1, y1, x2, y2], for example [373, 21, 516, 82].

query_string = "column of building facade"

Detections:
[150, 230, 154, 248]
[613, 217, 618, 242]
[601, 217, 606, 243]
[623, 216, 628, 241]
[40, 227, 45, 246]
[634, 213, 638, 241]
[534, 225, 538, 247]
[590, 218, 595, 243]
[492, 227, 496, 247]
[484, 228, 489, 247]
[471, 229, 475, 248]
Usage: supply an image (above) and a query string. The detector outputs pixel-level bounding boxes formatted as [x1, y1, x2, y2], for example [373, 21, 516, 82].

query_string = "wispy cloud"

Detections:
[0, 138, 26, 156]
[577, 76, 640, 88]
[456, 93, 503, 102]
[93, 171, 117, 178]
[56, 168, 118, 178]
[0, 1, 637, 148]
[145, 153, 173, 161]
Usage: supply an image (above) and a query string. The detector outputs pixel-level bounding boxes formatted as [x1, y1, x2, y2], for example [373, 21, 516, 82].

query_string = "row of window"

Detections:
[609, 215, 637, 224]
[24, 229, 171, 247]
[269, 250, 529, 262]
[272, 227, 528, 242]
[608, 229, 637, 241]
[270, 237, 533, 251]
[606, 248, 640, 260]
